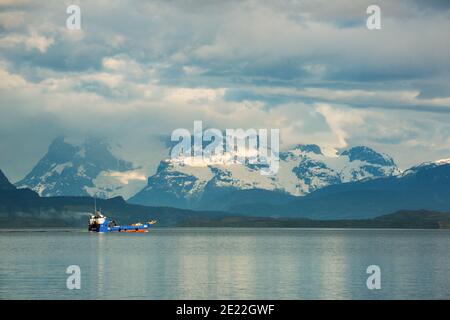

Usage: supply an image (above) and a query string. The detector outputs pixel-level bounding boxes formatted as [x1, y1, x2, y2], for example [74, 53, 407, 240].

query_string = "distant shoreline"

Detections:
[2, 210, 450, 230]
[177, 210, 450, 229]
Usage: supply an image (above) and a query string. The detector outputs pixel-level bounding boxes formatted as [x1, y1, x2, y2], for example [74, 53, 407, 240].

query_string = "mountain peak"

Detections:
[16, 136, 145, 199]
[340, 146, 395, 166]
[434, 158, 450, 165]
[0, 169, 16, 190]
[400, 157, 450, 177]
[46, 136, 79, 163]
[130, 143, 399, 209]
[292, 144, 322, 155]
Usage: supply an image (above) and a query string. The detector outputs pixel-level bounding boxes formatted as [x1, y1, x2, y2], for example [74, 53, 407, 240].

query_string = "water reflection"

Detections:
[1, 229, 450, 299]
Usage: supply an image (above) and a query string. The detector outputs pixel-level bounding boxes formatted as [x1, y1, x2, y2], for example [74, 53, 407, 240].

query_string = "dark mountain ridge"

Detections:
[231, 162, 450, 219]
[0, 170, 226, 228]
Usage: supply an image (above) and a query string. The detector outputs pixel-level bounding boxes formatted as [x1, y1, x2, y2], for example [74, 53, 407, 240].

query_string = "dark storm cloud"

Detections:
[1, 0, 450, 179]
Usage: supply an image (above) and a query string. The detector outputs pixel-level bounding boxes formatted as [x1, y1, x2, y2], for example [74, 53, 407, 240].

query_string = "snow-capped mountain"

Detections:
[15, 137, 147, 199]
[244, 158, 450, 220]
[399, 157, 450, 177]
[129, 144, 399, 209]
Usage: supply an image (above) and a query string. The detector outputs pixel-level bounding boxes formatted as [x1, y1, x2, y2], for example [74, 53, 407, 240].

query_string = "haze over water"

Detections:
[1, 228, 449, 299]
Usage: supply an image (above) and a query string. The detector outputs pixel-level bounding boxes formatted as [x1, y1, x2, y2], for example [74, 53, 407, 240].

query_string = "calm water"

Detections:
[1, 228, 450, 300]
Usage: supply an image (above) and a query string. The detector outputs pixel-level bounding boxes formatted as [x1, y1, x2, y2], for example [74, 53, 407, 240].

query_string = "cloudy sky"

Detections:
[1, 0, 450, 181]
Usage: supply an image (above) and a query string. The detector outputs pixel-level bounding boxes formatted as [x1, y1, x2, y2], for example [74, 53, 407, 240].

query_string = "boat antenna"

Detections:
[94, 197, 97, 213]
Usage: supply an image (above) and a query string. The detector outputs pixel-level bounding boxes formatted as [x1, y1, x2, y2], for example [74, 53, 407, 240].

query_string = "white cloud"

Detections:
[316, 104, 366, 148]
[0, 11, 25, 29]
[1, 0, 450, 180]
[0, 32, 54, 53]
[0, 68, 27, 89]
[164, 87, 226, 104]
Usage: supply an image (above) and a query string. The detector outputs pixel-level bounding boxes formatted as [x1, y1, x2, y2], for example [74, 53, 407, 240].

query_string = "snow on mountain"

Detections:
[399, 157, 450, 178]
[339, 146, 398, 181]
[15, 137, 147, 199]
[129, 144, 400, 208]
[15, 135, 401, 208]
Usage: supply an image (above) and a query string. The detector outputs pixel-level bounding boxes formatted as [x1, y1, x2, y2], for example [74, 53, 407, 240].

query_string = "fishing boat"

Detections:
[88, 209, 156, 233]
